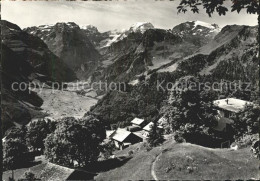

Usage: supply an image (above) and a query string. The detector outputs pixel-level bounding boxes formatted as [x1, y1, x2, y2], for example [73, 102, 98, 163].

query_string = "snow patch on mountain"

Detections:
[192, 21, 215, 29]
[38, 24, 54, 29]
[80, 24, 94, 30]
[100, 29, 127, 48]
[80, 24, 99, 33]
[192, 21, 221, 34]
[129, 22, 154, 33]
[100, 22, 154, 48]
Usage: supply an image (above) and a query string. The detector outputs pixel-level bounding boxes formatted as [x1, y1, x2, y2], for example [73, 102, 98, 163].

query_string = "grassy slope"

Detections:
[4, 141, 258, 180]
[34, 88, 98, 119]
[95, 141, 161, 180]
[155, 143, 259, 180]
[96, 140, 259, 180]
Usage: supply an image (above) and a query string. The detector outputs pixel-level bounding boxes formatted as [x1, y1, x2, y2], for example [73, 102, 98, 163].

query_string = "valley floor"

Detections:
[34, 88, 98, 119]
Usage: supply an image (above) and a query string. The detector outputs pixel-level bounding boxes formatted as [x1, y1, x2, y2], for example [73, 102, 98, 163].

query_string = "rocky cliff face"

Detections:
[201, 25, 258, 83]
[92, 28, 183, 83]
[80, 25, 109, 47]
[172, 21, 220, 47]
[25, 22, 101, 80]
[2, 20, 77, 82]
[176, 25, 258, 82]
[1, 20, 78, 133]
[1, 44, 44, 133]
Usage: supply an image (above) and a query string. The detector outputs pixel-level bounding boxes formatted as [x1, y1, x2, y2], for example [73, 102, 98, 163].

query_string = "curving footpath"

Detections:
[151, 152, 162, 180]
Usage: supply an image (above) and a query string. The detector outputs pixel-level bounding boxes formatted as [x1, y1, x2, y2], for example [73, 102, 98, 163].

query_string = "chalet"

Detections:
[142, 122, 163, 137]
[18, 163, 97, 181]
[213, 98, 253, 132]
[131, 118, 146, 128]
[110, 129, 143, 150]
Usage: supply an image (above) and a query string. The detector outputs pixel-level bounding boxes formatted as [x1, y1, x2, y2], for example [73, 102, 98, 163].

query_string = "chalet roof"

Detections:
[110, 129, 132, 142]
[143, 122, 163, 132]
[213, 98, 253, 113]
[37, 163, 96, 181]
[131, 118, 145, 125]
[143, 122, 154, 132]
[38, 163, 75, 181]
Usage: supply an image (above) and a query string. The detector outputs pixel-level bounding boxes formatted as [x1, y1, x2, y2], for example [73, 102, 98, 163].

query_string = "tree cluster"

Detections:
[26, 118, 57, 152]
[3, 127, 29, 171]
[232, 104, 260, 138]
[44, 116, 106, 167]
[160, 76, 223, 147]
[3, 116, 106, 171]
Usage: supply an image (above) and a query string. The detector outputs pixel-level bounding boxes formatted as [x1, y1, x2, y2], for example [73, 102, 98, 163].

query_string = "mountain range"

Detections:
[23, 20, 257, 84]
[1, 19, 258, 132]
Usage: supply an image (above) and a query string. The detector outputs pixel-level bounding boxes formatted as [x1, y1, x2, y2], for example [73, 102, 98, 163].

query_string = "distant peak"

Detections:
[38, 24, 54, 28]
[37, 22, 80, 29]
[129, 22, 154, 33]
[191, 20, 219, 29]
[80, 24, 97, 30]
[131, 22, 153, 27]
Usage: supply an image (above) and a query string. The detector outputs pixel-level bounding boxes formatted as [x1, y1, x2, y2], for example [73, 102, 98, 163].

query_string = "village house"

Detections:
[142, 122, 163, 137]
[109, 129, 143, 150]
[130, 118, 146, 128]
[213, 98, 253, 132]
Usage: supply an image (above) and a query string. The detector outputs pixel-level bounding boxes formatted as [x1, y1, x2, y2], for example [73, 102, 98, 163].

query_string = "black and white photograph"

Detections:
[1, 0, 260, 180]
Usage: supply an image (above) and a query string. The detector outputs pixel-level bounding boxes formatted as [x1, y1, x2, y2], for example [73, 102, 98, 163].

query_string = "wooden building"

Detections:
[213, 98, 253, 132]
[110, 129, 143, 150]
[142, 122, 163, 137]
[130, 118, 146, 128]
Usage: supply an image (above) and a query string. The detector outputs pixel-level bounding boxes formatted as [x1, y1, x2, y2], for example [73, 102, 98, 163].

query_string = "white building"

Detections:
[213, 98, 253, 131]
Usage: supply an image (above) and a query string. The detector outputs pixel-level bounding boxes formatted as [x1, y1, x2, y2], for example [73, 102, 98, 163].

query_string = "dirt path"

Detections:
[151, 152, 162, 180]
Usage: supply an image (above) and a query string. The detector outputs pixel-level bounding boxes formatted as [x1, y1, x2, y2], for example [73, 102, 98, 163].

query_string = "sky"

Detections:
[2, 0, 258, 32]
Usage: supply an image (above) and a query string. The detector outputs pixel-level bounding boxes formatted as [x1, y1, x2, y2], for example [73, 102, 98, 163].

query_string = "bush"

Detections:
[173, 123, 224, 148]
[251, 140, 259, 158]
[128, 150, 134, 156]
[232, 105, 260, 137]
[143, 142, 152, 152]
[18, 171, 38, 181]
[234, 134, 258, 149]
[173, 130, 186, 143]
[147, 121, 165, 147]
[101, 140, 116, 159]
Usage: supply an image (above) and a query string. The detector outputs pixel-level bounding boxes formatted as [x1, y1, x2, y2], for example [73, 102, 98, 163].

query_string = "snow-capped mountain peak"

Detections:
[100, 23, 154, 48]
[191, 21, 221, 34]
[80, 24, 93, 30]
[129, 22, 154, 33]
[80, 24, 99, 33]
[192, 21, 217, 30]
[38, 24, 54, 29]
